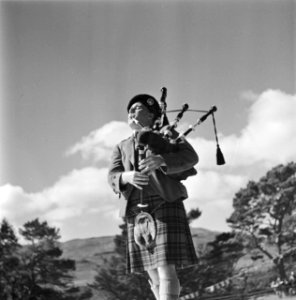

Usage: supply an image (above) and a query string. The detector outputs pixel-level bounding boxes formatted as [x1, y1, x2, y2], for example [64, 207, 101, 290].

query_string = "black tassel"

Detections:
[211, 112, 226, 166]
[216, 144, 225, 165]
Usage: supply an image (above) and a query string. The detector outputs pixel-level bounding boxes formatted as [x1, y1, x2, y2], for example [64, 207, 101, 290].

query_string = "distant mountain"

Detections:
[60, 227, 219, 286]
[190, 227, 220, 248]
[62, 235, 115, 261]
[61, 235, 116, 286]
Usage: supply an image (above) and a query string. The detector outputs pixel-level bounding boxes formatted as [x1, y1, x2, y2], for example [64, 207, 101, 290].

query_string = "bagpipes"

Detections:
[135, 87, 225, 177]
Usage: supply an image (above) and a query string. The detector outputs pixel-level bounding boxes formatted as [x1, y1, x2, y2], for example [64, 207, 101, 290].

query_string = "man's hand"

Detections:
[121, 171, 149, 190]
[138, 154, 166, 175]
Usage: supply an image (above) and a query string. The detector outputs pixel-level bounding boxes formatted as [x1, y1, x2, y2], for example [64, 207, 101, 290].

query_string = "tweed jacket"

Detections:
[108, 134, 198, 217]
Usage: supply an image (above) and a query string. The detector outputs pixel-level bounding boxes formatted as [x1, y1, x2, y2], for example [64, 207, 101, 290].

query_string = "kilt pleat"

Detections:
[125, 195, 198, 274]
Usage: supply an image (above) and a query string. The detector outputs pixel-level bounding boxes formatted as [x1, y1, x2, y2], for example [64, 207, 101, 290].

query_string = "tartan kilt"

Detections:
[125, 195, 199, 274]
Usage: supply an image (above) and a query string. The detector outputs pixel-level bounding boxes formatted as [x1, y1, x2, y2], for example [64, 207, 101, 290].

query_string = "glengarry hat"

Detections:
[127, 94, 161, 118]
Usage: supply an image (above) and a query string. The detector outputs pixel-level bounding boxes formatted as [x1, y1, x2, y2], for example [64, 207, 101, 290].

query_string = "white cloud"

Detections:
[182, 169, 247, 232]
[185, 170, 246, 205]
[0, 167, 123, 241]
[230, 90, 295, 166]
[65, 121, 131, 162]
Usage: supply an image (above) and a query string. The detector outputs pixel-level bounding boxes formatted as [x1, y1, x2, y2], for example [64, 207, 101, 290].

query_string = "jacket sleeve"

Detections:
[160, 138, 198, 175]
[108, 143, 134, 198]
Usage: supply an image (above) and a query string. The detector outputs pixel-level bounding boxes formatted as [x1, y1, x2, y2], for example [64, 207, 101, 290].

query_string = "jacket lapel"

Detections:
[124, 136, 136, 169]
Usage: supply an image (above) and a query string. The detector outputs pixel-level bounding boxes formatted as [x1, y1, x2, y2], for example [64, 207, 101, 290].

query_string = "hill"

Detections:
[61, 227, 219, 286]
[61, 235, 115, 286]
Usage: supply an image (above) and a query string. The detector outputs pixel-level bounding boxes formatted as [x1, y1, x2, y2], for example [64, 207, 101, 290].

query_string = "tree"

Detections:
[0, 219, 24, 299]
[178, 231, 244, 298]
[187, 208, 202, 224]
[0, 218, 78, 300]
[18, 218, 76, 300]
[203, 232, 244, 284]
[227, 162, 296, 280]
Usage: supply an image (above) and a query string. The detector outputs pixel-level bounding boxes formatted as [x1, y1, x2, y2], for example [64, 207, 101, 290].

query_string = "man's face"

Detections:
[128, 102, 154, 130]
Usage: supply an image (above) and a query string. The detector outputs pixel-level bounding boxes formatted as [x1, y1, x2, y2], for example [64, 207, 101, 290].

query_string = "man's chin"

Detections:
[128, 122, 142, 131]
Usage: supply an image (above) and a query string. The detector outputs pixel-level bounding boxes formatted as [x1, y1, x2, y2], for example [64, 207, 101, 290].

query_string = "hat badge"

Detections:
[147, 98, 154, 106]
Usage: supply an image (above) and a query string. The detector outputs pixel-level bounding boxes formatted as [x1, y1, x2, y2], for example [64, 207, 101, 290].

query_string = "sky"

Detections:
[0, 0, 295, 241]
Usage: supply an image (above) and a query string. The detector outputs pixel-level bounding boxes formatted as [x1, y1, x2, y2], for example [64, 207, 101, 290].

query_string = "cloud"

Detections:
[185, 170, 246, 205]
[65, 121, 131, 162]
[239, 90, 296, 165]
[181, 169, 248, 232]
[0, 167, 123, 241]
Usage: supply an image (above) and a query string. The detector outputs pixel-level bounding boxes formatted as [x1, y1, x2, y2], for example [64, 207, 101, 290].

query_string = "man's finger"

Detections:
[134, 184, 143, 190]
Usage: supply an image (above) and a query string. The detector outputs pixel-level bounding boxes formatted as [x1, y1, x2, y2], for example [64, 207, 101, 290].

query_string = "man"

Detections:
[108, 94, 199, 300]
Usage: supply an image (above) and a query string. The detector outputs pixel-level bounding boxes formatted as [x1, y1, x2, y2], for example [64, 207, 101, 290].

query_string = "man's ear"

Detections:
[146, 112, 156, 128]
